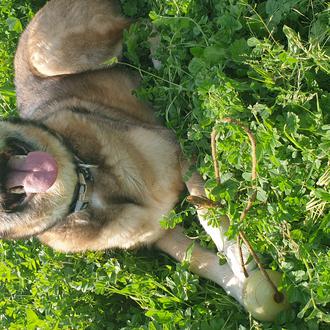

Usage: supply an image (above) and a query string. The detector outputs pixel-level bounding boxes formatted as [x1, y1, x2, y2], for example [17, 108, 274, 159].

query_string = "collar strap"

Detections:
[70, 160, 96, 213]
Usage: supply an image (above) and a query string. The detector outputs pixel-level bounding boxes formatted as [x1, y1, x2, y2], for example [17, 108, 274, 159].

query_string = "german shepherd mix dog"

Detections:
[0, 0, 256, 310]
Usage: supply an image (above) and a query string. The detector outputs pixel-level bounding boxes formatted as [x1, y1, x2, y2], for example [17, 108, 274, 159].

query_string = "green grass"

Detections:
[0, 0, 329, 329]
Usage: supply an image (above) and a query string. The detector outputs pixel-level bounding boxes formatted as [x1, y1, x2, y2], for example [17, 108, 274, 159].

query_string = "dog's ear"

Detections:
[26, 0, 130, 77]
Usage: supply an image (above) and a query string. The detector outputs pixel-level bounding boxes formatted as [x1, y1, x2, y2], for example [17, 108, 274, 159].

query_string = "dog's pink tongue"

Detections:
[6, 151, 58, 193]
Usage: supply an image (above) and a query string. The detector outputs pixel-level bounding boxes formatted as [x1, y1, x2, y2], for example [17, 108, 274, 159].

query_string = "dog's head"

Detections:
[0, 120, 77, 239]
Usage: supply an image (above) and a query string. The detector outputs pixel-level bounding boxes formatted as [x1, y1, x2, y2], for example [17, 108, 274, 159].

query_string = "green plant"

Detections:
[0, 0, 329, 328]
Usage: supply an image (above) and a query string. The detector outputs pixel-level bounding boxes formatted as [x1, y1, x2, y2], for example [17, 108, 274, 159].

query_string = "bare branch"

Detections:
[211, 128, 221, 184]
[187, 195, 222, 209]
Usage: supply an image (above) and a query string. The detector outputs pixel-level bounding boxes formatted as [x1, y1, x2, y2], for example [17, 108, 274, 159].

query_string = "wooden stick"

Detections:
[187, 195, 222, 209]
[219, 118, 282, 300]
[239, 231, 284, 302]
[237, 235, 249, 278]
[211, 128, 221, 184]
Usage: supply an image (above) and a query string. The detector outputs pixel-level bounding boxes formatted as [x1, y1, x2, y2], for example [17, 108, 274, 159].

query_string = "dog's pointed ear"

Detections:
[26, 0, 130, 77]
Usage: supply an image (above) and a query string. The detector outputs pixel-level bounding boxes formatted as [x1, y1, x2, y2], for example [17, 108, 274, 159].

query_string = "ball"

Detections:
[243, 269, 290, 321]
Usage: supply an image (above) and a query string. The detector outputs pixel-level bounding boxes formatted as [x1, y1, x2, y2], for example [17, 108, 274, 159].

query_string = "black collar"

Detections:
[69, 160, 96, 213]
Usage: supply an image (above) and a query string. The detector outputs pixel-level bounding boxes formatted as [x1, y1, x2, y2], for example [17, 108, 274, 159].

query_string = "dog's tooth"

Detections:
[9, 186, 25, 194]
[11, 155, 27, 160]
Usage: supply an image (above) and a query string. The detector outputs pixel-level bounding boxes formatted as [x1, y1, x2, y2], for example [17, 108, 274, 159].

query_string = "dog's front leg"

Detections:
[155, 226, 245, 304]
[185, 172, 256, 282]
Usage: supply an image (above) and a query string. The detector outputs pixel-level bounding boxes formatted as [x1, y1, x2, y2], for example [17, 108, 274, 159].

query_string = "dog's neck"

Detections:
[49, 130, 97, 214]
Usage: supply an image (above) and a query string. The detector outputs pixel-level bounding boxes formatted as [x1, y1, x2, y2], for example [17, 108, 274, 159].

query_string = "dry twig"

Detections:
[211, 128, 221, 184]
[186, 195, 222, 209]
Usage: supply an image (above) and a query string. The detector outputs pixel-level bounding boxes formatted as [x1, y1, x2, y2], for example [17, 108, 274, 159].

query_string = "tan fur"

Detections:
[0, 0, 183, 252]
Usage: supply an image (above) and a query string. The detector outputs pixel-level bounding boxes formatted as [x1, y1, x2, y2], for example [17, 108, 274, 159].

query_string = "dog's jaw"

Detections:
[0, 120, 77, 239]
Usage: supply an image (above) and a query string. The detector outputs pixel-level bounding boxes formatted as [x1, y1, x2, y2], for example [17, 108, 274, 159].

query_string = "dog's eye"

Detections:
[6, 138, 32, 155]
[12, 145, 28, 155]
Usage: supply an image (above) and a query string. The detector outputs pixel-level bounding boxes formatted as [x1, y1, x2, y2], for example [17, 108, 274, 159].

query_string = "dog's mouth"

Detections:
[1, 138, 59, 211]
[6, 152, 58, 193]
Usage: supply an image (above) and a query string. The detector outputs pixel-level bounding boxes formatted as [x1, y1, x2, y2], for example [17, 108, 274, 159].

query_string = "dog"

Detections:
[0, 0, 257, 312]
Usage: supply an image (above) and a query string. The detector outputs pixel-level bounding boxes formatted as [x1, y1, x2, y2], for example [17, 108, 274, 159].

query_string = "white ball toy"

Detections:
[243, 269, 290, 321]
